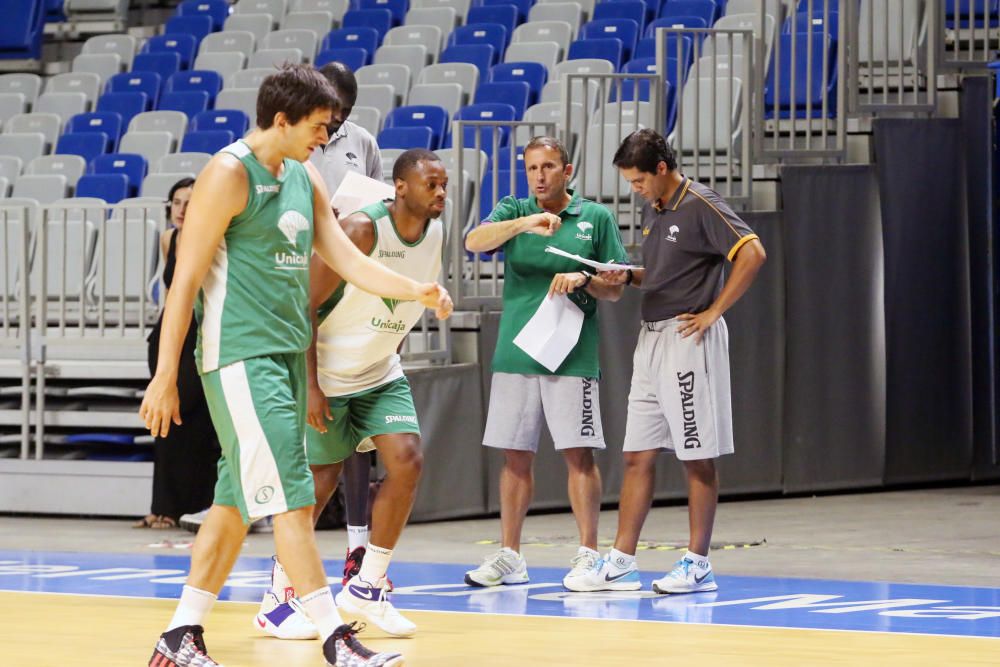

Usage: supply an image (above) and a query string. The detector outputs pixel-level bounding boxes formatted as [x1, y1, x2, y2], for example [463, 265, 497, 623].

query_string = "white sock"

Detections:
[346, 525, 369, 551]
[271, 557, 294, 601]
[608, 548, 635, 569]
[357, 543, 393, 584]
[167, 585, 217, 630]
[685, 550, 710, 571]
[300, 586, 343, 642]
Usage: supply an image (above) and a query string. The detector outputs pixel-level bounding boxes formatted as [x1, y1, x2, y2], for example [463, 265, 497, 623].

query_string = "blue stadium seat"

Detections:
[658, 0, 719, 25]
[159, 91, 211, 120]
[634, 32, 693, 66]
[440, 44, 497, 79]
[192, 109, 249, 136]
[622, 56, 679, 125]
[315, 47, 369, 69]
[479, 168, 528, 221]
[90, 153, 148, 198]
[466, 5, 519, 40]
[165, 16, 214, 46]
[56, 132, 109, 164]
[167, 70, 223, 106]
[477, 0, 532, 23]
[181, 129, 235, 153]
[357, 0, 408, 26]
[489, 62, 547, 106]
[0, 0, 44, 61]
[448, 103, 516, 156]
[177, 0, 231, 31]
[609, 0, 661, 24]
[67, 111, 124, 148]
[568, 38, 624, 71]
[342, 9, 394, 42]
[75, 173, 129, 204]
[132, 52, 182, 83]
[646, 14, 707, 33]
[580, 19, 639, 62]
[495, 144, 524, 171]
[945, 0, 1000, 28]
[96, 92, 148, 133]
[46, 0, 66, 23]
[142, 34, 198, 70]
[378, 126, 434, 149]
[322, 27, 380, 61]
[594, 1, 648, 31]
[384, 105, 449, 149]
[449, 23, 509, 55]
[764, 32, 837, 119]
[106, 71, 162, 108]
[787, 10, 838, 40]
[475, 81, 530, 119]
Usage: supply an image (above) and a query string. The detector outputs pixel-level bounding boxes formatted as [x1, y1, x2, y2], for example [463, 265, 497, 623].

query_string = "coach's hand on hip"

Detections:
[677, 308, 721, 344]
[139, 374, 181, 438]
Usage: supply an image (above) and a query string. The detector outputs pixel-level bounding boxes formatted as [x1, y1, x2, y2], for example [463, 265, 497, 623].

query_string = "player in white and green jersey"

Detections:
[141, 65, 452, 667]
[259, 148, 447, 639]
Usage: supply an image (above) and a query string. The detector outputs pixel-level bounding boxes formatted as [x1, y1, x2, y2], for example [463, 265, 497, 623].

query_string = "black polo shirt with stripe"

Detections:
[638, 177, 758, 322]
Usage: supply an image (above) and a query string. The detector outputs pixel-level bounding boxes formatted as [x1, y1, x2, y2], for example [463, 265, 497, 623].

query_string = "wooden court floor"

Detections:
[5, 590, 997, 666]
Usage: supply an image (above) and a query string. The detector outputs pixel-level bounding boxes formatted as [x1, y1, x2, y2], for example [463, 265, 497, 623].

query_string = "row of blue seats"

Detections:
[0, 0, 45, 61]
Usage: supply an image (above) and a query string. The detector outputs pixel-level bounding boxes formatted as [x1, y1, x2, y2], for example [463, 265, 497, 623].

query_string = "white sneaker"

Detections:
[335, 576, 417, 638]
[561, 547, 600, 590]
[463, 547, 529, 587]
[563, 554, 642, 592]
[652, 558, 718, 594]
[177, 508, 210, 534]
[255, 592, 319, 639]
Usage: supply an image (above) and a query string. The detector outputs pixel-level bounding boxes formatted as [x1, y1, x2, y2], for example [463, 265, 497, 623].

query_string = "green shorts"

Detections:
[307, 376, 421, 465]
[202, 352, 316, 523]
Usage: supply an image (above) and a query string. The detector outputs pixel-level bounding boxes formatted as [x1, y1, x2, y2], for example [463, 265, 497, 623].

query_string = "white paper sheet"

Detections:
[544, 245, 642, 272]
[330, 171, 396, 216]
[513, 294, 585, 372]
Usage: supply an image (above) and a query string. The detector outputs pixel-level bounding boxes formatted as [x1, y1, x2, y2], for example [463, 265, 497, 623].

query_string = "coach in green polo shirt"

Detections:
[464, 136, 629, 591]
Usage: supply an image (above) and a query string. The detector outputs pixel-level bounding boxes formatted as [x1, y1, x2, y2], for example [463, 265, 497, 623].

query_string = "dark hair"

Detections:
[612, 128, 677, 173]
[166, 176, 195, 217]
[524, 136, 569, 167]
[256, 63, 340, 129]
[318, 61, 358, 108]
[392, 148, 441, 182]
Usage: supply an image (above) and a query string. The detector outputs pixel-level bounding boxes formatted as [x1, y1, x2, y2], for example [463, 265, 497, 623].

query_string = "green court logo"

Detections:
[254, 486, 275, 504]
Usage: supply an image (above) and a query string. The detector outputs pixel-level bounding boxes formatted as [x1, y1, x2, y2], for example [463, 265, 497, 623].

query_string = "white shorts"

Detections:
[623, 317, 734, 460]
[483, 372, 607, 452]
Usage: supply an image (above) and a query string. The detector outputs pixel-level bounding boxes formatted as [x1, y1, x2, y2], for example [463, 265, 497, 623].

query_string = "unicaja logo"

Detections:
[576, 220, 594, 241]
[667, 225, 680, 242]
[277, 210, 309, 245]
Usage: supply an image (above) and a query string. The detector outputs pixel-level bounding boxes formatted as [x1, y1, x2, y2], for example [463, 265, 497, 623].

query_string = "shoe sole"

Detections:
[253, 613, 319, 640]
[463, 572, 530, 587]
[563, 579, 642, 592]
[651, 582, 718, 595]
[334, 590, 417, 638]
[327, 657, 404, 667]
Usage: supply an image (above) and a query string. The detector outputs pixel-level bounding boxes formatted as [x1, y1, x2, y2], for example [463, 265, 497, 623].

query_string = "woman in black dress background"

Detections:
[135, 177, 220, 529]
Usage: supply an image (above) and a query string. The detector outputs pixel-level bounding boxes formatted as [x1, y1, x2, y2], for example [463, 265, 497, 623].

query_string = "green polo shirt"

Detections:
[486, 189, 628, 377]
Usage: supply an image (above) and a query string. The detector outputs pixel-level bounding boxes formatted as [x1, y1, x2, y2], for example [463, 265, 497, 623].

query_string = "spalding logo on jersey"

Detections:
[278, 210, 309, 246]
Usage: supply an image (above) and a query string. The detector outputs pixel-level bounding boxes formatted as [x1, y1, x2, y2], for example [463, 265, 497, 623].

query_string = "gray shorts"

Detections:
[623, 317, 734, 460]
[483, 372, 607, 451]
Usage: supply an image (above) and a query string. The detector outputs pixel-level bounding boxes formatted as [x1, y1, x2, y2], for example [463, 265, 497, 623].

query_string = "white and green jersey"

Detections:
[195, 140, 315, 374]
[315, 200, 443, 396]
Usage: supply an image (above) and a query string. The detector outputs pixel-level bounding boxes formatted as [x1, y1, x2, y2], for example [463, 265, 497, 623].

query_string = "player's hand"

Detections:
[548, 272, 587, 296]
[677, 308, 721, 344]
[139, 374, 181, 438]
[307, 382, 332, 433]
[416, 282, 453, 320]
[600, 269, 629, 285]
[522, 212, 561, 236]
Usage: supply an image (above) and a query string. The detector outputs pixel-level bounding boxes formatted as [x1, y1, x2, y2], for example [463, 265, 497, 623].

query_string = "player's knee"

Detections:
[503, 449, 534, 475]
[623, 451, 656, 473]
[563, 447, 596, 473]
[385, 439, 423, 481]
[683, 458, 717, 481]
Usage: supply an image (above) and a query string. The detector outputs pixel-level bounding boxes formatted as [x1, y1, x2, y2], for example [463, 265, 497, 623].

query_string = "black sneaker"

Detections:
[149, 625, 221, 666]
[323, 622, 403, 666]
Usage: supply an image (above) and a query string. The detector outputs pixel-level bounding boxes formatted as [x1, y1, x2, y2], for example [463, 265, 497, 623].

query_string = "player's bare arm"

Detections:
[139, 154, 248, 437]
[305, 213, 376, 433]
[464, 212, 562, 253]
[678, 238, 766, 341]
[306, 162, 453, 319]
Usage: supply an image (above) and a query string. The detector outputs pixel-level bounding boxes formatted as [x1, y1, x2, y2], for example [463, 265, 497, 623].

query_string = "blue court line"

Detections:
[1, 550, 998, 639]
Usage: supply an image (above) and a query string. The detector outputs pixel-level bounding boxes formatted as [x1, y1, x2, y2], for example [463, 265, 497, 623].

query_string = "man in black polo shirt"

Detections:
[566, 129, 766, 595]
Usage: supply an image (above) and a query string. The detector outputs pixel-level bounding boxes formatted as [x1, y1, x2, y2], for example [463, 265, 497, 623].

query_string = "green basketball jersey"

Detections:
[195, 140, 315, 374]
